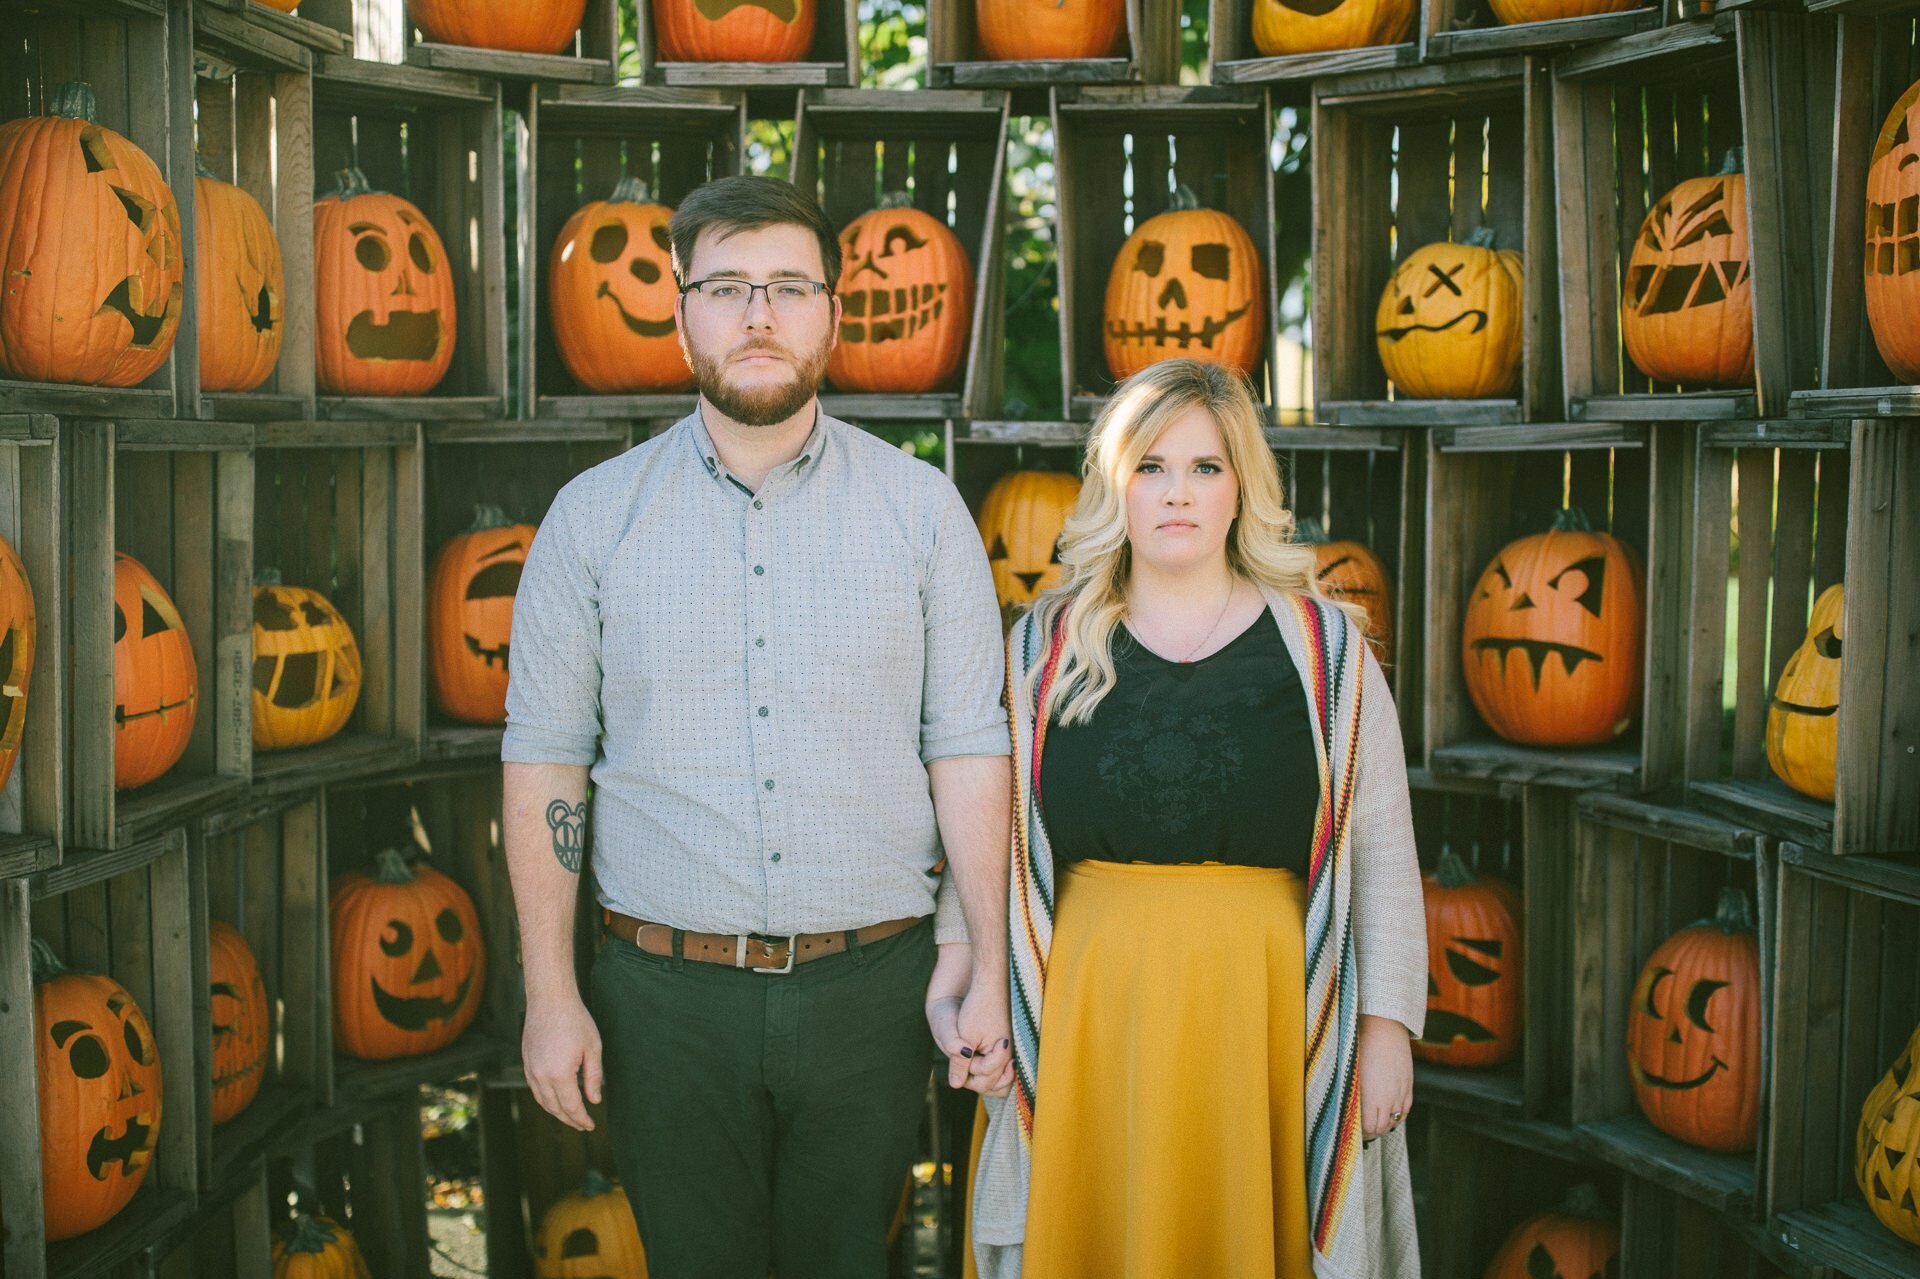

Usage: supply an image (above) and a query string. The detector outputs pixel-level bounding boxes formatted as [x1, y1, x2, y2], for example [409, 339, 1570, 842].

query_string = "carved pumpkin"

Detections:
[653, 0, 815, 62]
[1103, 187, 1264, 382]
[1867, 80, 1920, 383]
[1765, 582, 1842, 802]
[257, 0, 299, 10]
[1460, 509, 1643, 747]
[33, 940, 163, 1242]
[1413, 849, 1522, 1069]
[1376, 228, 1523, 400]
[0, 533, 36, 795]
[1482, 1185, 1619, 1279]
[331, 848, 486, 1060]
[273, 1213, 373, 1279]
[412, 0, 590, 53]
[0, 81, 183, 387]
[195, 161, 284, 393]
[114, 552, 198, 791]
[1627, 887, 1761, 1153]
[314, 169, 456, 397]
[429, 506, 535, 725]
[829, 195, 973, 394]
[1251, 0, 1413, 58]
[976, 470, 1081, 619]
[1297, 517, 1392, 666]
[1857, 1022, 1920, 1247]
[550, 177, 691, 395]
[1486, 0, 1639, 24]
[534, 1170, 650, 1278]
[251, 576, 363, 753]
[1621, 152, 1754, 388]
[976, 0, 1126, 60]
[208, 920, 270, 1125]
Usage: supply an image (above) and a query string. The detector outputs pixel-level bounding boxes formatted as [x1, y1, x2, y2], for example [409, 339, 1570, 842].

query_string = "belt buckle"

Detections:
[738, 933, 797, 974]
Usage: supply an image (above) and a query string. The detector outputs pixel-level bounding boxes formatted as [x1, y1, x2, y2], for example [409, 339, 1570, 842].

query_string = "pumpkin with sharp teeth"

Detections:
[550, 177, 691, 395]
[976, 470, 1081, 621]
[33, 939, 163, 1242]
[113, 552, 198, 790]
[1296, 517, 1392, 666]
[273, 1213, 373, 1278]
[195, 160, 285, 393]
[653, 0, 815, 62]
[828, 195, 973, 395]
[1412, 849, 1522, 1069]
[1765, 581, 1843, 802]
[332, 848, 487, 1060]
[975, 0, 1126, 60]
[430, 505, 535, 725]
[1103, 187, 1264, 382]
[0, 81, 183, 387]
[0, 532, 36, 796]
[1621, 151, 1754, 388]
[1867, 80, 1920, 383]
[1857, 1022, 1920, 1246]
[1251, 0, 1413, 58]
[252, 574, 363, 753]
[534, 1170, 650, 1278]
[314, 168, 457, 396]
[1375, 228, 1522, 400]
[1460, 508, 1643, 747]
[209, 920, 270, 1125]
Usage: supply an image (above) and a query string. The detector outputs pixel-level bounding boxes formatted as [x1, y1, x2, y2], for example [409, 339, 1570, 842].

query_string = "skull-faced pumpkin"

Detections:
[1103, 188, 1264, 382]
[1412, 850, 1522, 1069]
[114, 552, 198, 791]
[0, 532, 37, 796]
[1460, 509, 1644, 748]
[33, 940, 163, 1242]
[195, 163, 285, 393]
[1296, 517, 1393, 666]
[331, 848, 487, 1060]
[1482, 1185, 1620, 1279]
[534, 1170, 650, 1278]
[314, 168, 457, 396]
[411, 0, 591, 54]
[975, 0, 1126, 60]
[550, 178, 690, 395]
[1621, 154, 1754, 388]
[1375, 229, 1522, 400]
[209, 920, 270, 1125]
[976, 470, 1081, 620]
[1765, 581, 1842, 802]
[273, 1213, 374, 1279]
[252, 577, 363, 753]
[0, 81, 183, 387]
[1857, 1022, 1920, 1246]
[1867, 80, 1920, 384]
[653, 0, 815, 62]
[1250, 0, 1413, 58]
[429, 506, 535, 725]
[829, 196, 973, 395]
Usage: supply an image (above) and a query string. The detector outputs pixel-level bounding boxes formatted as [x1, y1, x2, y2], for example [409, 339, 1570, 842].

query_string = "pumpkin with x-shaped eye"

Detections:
[314, 169, 457, 396]
[829, 195, 973, 394]
[1104, 188, 1264, 381]
[1376, 228, 1523, 400]
[1413, 849, 1523, 1069]
[195, 161, 285, 393]
[332, 848, 487, 1060]
[114, 552, 198, 790]
[1865, 79, 1920, 383]
[1251, 0, 1412, 62]
[654, 0, 815, 61]
[976, 470, 1081, 620]
[252, 576, 363, 752]
[1621, 153, 1754, 388]
[550, 177, 690, 395]
[535, 1170, 650, 1278]
[1483, 1185, 1619, 1279]
[209, 920, 270, 1125]
[975, 0, 1126, 59]
[273, 1213, 372, 1279]
[0, 81, 183, 387]
[1296, 517, 1392, 666]
[430, 506, 536, 725]
[1766, 582, 1843, 802]
[0, 532, 36, 797]
[1857, 1021, 1920, 1246]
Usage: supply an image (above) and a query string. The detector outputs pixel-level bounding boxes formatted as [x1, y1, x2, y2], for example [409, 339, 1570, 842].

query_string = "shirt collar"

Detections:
[688, 401, 829, 494]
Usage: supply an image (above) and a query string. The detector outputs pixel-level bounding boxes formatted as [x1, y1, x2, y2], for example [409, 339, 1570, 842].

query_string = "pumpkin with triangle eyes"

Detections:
[0, 81, 183, 387]
[1766, 582, 1843, 802]
[550, 178, 691, 395]
[1413, 849, 1523, 1069]
[1482, 1185, 1619, 1279]
[1104, 188, 1264, 382]
[1626, 887, 1761, 1153]
[209, 920, 270, 1125]
[412, 0, 591, 54]
[314, 168, 457, 397]
[252, 576, 363, 753]
[1251, 0, 1413, 58]
[976, 470, 1081, 620]
[1621, 152, 1754, 388]
[0, 532, 37, 796]
[430, 506, 535, 725]
[272, 1213, 373, 1279]
[114, 552, 198, 790]
[1461, 509, 1643, 748]
[1857, 1022, 1920, 1246]
[535, 1170, 650, 1278]
[195, 161, 285, 393]
[32, 940, 163, 1242]
[975, 0, 1125, 60]
[1865, 80, 1920, 384]
[653, 0, 815, 62]
[829, 195, 973, 395]
[1296, 517, 1392, 666]
[331, 848, 487, 1060]
[1375, 229, 1522, 400]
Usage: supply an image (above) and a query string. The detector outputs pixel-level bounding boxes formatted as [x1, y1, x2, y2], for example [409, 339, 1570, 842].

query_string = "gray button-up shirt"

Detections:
[501, 407, 1008, 941]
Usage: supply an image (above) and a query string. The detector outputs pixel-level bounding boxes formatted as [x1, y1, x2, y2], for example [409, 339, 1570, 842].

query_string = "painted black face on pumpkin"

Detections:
[1420, 936, 1506, 1048]
[345, 210, 445, 362]
[463, 539, 523, 672]
[839, 218, 949, 347]
[590, 219, 677, 338]
[1630, 966, 1729, 1091]
[82, 129, 183, 349]
[1467, 553, 1609, 690]
[1624, 181, 1750, 320]
[1378, 256, 1488, 341]
[50, 989, 160, 1181]
[1106, 237, 1250, 351]
[370, 907, 476, 1031]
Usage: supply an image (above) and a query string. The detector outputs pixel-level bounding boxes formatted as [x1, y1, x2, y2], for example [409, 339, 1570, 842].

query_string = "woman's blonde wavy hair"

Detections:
[1025, 359, 1364, 727]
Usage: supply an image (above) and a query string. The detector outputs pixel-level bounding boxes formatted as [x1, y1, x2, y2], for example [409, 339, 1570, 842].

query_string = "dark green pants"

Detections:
[589, 918, 936, 1279]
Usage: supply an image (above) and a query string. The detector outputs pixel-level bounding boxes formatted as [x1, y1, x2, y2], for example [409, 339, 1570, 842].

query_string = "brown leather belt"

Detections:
[603, 909, 924, 974]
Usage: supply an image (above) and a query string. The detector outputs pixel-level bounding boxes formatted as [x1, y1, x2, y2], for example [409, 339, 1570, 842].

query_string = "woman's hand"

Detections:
[926, 943, 1015, 1097]
[1356, 1013, 1414, 1141]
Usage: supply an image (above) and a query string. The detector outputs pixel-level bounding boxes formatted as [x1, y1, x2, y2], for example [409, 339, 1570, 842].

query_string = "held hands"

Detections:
[927, 943, 1015, 1097]
[1357, 1012, 1415, 1142]
[524, 989, 604, 1132]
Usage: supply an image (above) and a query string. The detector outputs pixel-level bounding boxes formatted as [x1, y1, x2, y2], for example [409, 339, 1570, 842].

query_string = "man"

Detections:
[501, 174, 1012, 1278]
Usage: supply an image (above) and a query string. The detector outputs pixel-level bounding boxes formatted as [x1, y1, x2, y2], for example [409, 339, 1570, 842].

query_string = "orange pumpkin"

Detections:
[209, 920, 270, 1125]
[1297, 517, 1392, 666]
[412, 0, 590, 53]
[1627, 887, 1762, 1153]
[0, 81, 183, 387]
[429, 506, 535, 725]
[1103, 187, 1264, 382]
[0, 532, 37, 796]
[1413, 849, 1523, 1069]
[976, 0, 1125, 60]
[1376, 229, 1523, 400]
[1460, 509, 1643, 748]
[314, 169, 456, 396]
[331, 848, 487, 1060]
[1766, 582, 1843, 802]
[653, 0, 814, 62]
[550, 177, 692, 395]
[976, 470, 1081, 618]
[1621, 152, 1754, 388]
[114, 552, 198, 790]
[1487, 0, 1639, 23]
[1483, 1186, 1619, 1279]
[1856, 1022, 1920, 1248]
[533, 1170, 650, 1278]
[273, 1213, 372, 1279]
[33, 940, 163, 1242]
[1251, 0, 1413, 57]
[252, 575, 364, 753]
[256, 0, 300, 10]
[829, 195, 973, 394]
[195, 162, 284, 393]
[1866, 79, 1920, 383]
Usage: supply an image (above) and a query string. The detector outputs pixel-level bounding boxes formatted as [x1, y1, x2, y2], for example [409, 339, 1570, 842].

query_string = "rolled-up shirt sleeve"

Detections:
[918, 483, 1011, 763]
[502, 477, 604, 767]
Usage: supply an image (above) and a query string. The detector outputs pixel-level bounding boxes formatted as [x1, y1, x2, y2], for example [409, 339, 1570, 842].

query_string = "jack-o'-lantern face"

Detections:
[0, 534, 37, 795]
[533, 1171, 648, 1279]
[208, 920, 269, 1125]
[1249, 0, 1413, 58]
[429, 508, 533, 725]
[1375, 233, 1523, 400]
[314, 169, 457, 396]
[549, 180, 691, 395]
[1857, 1024, 1920, 1245]
[1765, 582, 1843, 802]
[976, 470, 1081, 618]
[1103, 190, 1264, 382]
[1621, 161, 1754, 388]
[828, 198, 973, 395]
[1865, 81, 1920, 381]
[330, 850, 487, 1060]
[194, 169, 286, 394]
[1412, 851, 1523, 1069]
[113, 552, 198, 791]
[252, 581, 364, 753]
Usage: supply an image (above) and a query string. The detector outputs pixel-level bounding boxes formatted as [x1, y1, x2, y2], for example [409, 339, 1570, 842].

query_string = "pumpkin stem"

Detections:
[607, 175, 654, 205]
[253, 566, 284, 588]
[1465, 225, 1499, 249]
[333, 168, 379, 200]
[372, 847, 418, 884]
[1551, 506, 1595, 533]
[29, 938, 70, 985]
[1435, 847, 1478, 889]
[280, 1213, 342, 1255]
[583, 1169, 617, 1197]
[194, 153, 220, 181]
[47, 81, 98, 123]
[1557, 1183, 1612, 1221]
[467, 503, 513, 533]
[876, 190, 917, 211]
[1717, 147, 1744, 176]
[1707, 885, 1756, 934]
[1169, 185, 1203, 213]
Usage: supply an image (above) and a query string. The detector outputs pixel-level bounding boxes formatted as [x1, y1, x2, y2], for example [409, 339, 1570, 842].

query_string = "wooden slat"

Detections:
[69, 423, 118, 849]
[1731, 448, 1772, 779]
[0, 879, 46, 1277]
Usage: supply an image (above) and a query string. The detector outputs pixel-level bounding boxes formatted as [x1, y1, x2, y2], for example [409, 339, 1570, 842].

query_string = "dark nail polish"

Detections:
[960, 1046, 974, 1058]
[1000, 1038, 1010, 1049]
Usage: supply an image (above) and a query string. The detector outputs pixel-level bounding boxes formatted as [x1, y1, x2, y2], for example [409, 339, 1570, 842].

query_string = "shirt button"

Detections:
[753, 499, 763, 510]
[771, 853, 782, 863]
[753, 565, 764, 576]
[755, 637, 765, 648]
[764, 779, 775, 790]
[757, 706, 768, 717]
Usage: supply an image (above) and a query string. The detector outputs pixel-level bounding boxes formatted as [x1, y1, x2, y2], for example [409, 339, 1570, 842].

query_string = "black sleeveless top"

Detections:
[1037, 607, 1322, 874]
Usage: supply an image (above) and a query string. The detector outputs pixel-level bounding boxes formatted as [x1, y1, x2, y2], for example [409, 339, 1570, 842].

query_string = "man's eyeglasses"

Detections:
[681, 277, 833, 315]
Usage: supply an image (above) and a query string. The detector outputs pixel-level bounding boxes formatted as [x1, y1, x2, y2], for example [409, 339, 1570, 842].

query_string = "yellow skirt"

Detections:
[1021, 860, 1313, 1279]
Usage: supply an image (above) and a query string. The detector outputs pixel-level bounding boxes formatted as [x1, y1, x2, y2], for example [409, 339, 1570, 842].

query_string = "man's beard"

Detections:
[688, 336, 832, 427]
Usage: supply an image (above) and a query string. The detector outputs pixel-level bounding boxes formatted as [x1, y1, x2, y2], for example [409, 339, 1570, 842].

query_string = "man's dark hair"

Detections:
[668, 176, 841, 292]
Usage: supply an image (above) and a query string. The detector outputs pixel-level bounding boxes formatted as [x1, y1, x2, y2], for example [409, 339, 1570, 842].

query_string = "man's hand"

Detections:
[524, 990, 604, 1132]
[927, 942, 1014, 1096]
[1357, 1013, 1414, 1141]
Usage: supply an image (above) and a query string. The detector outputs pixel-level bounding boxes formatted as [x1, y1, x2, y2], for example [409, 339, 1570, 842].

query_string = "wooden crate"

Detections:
[1419, 0, 1662, 64]
[310, 57, 509, 421]
[1768, 846, 1920, 1279]
[65, 421, 252, 853]
[1550, 14, 1836, 421]
[144, 1159, 275, 1279]
[1423, 422, 1693, 793]
[794, 88, 1010, 422]
[0, 1, 194, 420]
[252, 422, 424, 790]
[931, 0, 1180, 100]
[0, 829, 203, 1279]
[629, 0, 858, 90]
[194, 0, 354, 59]
[477, 1073, 617, 1279]
[1310, 57, 1558, 426]
[295, 0, 617, 83]
[1209, 0, 1419, 89]
[1569, 793, 1771, 1221]
[1684, 421, 1920, 858]
[523, 84, 747, 422]
[1617, 1172, 1821, 1279]
[1051, 85, 1278, 421]
[266, 1094, 438, 1278]
[0, 416, 64, 877]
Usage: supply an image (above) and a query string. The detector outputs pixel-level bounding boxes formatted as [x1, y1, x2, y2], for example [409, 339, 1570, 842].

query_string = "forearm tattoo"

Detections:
[546, 799, 586, 873]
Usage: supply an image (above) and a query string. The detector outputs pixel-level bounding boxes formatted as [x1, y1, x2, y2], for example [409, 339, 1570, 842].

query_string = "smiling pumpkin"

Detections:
[331, 848, 487, 1061]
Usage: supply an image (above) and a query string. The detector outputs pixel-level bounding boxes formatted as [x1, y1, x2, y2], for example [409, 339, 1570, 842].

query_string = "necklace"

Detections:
[1132, 579, 1237, 664]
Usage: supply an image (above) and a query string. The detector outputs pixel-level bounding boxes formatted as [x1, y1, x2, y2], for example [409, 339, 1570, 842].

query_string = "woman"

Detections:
[960, 359, 1427, 1278]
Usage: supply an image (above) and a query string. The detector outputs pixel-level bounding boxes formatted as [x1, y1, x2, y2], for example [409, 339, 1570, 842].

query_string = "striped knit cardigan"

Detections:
[970, 586, 1428, 1279]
